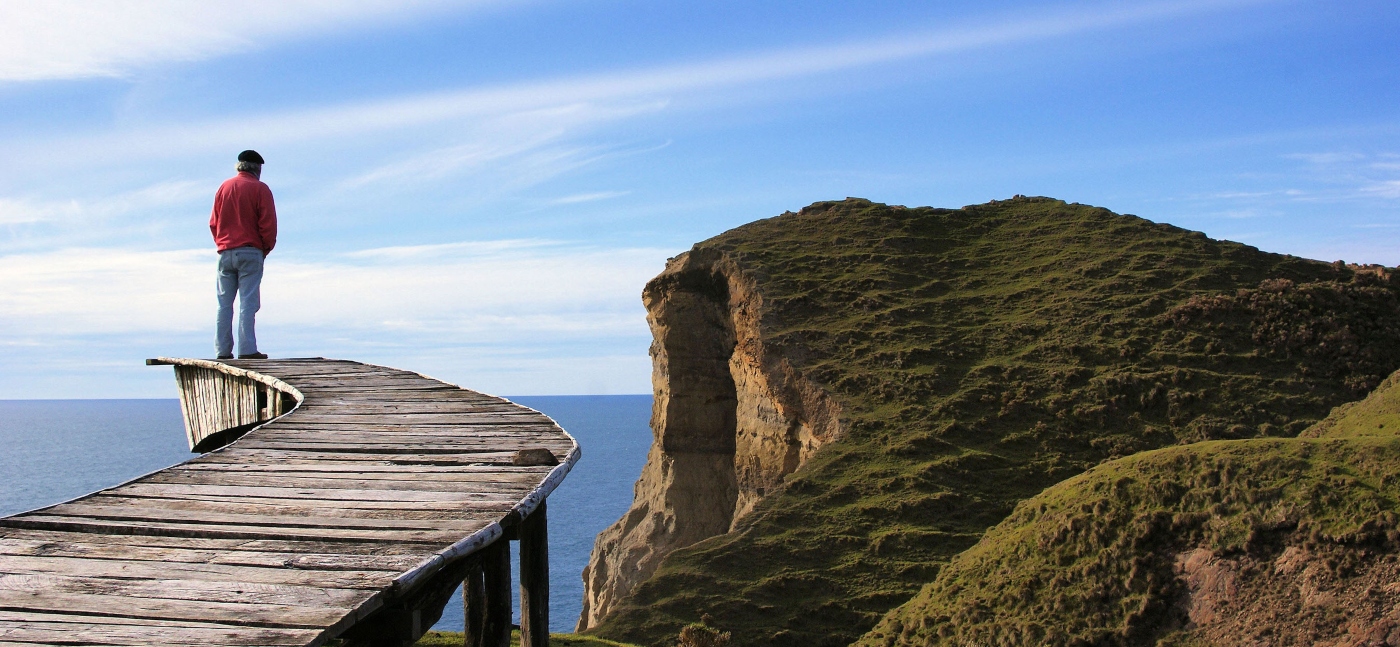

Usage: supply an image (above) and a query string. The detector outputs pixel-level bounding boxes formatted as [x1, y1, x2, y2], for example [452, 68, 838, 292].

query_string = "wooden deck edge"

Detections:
[92, 357, 583, 647]
[390, 442, 581, 595]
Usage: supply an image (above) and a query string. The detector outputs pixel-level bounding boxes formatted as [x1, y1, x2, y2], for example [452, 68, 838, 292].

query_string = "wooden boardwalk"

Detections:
[0, 358, 579, 647]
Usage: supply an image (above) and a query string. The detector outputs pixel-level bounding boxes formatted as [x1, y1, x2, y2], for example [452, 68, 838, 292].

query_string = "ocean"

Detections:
[0, 395, 653, 634]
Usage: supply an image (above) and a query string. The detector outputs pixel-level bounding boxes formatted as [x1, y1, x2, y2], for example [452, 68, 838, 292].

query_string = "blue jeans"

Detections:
[215, 247, 264, 357]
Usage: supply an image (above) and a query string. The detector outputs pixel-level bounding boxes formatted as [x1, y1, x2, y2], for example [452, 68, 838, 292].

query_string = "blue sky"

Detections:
[0, 0, 1396, 398]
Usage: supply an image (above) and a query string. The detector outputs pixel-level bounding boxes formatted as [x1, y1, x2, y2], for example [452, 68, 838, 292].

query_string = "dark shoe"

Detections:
[216, 354, 233, 360]
[237, 352, 269, 359]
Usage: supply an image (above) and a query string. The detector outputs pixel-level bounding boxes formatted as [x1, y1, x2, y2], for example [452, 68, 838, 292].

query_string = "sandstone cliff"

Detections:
[578, 247, 844, 630]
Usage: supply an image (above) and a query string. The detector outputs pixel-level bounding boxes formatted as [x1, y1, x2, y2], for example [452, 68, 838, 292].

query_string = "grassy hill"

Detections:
[858, 369, 1400, 646]
[587, 197, 1400, 647]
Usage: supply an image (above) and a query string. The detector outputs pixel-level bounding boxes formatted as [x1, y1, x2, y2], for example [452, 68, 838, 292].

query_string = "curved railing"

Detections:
[149, 357, 304, 451]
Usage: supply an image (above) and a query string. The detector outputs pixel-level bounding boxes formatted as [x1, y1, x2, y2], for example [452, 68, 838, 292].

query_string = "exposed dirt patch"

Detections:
[1170, 543, 1400, 646]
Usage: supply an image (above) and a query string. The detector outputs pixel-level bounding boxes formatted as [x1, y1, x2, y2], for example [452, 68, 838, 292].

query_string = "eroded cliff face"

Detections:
[577, 247, 843, 631]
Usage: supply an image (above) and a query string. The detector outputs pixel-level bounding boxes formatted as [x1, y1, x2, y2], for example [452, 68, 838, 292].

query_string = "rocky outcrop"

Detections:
[580, 199, 1400, 647]
[576, 247, 843, 631]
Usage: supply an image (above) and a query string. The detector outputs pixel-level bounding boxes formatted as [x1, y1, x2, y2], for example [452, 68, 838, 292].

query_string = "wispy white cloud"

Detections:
[0, 1, 472, 82]
[0, 198, 64, 225]
[551, 191, 630, 205]
[1277, 151, 1400, 202]
[0, 240, 669, 340]
[1197, 189, 1305, 200]
[0, 181, 206, 226]
[1282, 152, 1367, 165]
[272, 241, 665, 334]
[337, 102, 668, 191]
[342, 239, 558, 260]
[0, 247, 210, 334]
[21, 0, 1269, 167]
[1363, 180, 1400, 199]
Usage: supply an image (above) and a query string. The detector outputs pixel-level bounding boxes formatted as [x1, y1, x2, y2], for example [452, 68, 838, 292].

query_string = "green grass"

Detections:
[857, 370, 1400, 646]
[1304, 367, 1400, 439]
[414, 630, 639, 646]
[586, 198, 1400, 647]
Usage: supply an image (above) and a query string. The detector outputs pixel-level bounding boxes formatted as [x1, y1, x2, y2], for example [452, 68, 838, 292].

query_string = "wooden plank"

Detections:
[249, 424, 562, 435]
[230, 434, 566, 447]
[272, 373, 439, 383]
[0, 588, 350, 628]
[162, 467, 548, 484]
[176, 462, 554, 475]
[278, 381, 447, 392]
[250, 427, 566, 440]
[290, 401, 534, 411]
[223, 361, 384, 371]
[242, 438, 566, 451]
[190, 449, 527, 465]
[82, 493, 516, 519]
[0, 538, 428, 572]
[308, 390, 498, 400]
[225, 442, 562, 457]
[0, 613, 319, 646]
[265, 417, 556, 427]
[294, 402, 522, 413]
[287, 408, 524, 418]
[0, 528, 437, 559]
[0, 528, 394, 554]
[86, 493, 517, 514]
[264, 413, 551, 424]
[36, 502, 494, 533]
[0, 608, 311, 629]
[135, 472, 538, 494]
[237, 369, 403, 379]
[306, 393, 507, 405]
[298, 384, 462, 393]
[3, 515, 474, 544]
[0, 572, 371, 608]
[109, 481, 522, 502]
[228, 439, 573, 454]
[0, 555, 397, 589]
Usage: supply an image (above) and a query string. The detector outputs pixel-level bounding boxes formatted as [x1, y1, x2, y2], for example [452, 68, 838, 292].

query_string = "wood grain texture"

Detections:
[0, 357, 579, 647]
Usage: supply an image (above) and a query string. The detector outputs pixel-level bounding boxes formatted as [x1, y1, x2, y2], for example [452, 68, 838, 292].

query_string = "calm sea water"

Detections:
[0, 395, 653, 634]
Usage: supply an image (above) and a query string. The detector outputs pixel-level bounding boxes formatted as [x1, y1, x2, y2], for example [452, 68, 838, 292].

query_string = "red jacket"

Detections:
[210, 171, 277, 254]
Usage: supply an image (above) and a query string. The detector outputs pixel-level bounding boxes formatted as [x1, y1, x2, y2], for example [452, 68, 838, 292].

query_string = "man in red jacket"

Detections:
[209, 150, 277, 360]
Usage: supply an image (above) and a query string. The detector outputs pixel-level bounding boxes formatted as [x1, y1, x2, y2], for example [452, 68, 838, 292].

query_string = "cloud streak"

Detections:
[19, 0, 1270, 167]
[551, 191, 631, 205]
[0, 1, 472, 82]
[0, 239, 668, 340]
[0, 181, 206, 226]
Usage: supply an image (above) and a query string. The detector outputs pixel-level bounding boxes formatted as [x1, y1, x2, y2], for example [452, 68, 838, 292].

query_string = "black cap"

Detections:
[237, 150, 265, 164]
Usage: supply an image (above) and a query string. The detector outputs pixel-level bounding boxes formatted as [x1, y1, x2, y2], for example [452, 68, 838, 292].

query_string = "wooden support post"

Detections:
[519, 500, 549, 647]
[482, 539, 512, 647]
[463, 559, 486, 647]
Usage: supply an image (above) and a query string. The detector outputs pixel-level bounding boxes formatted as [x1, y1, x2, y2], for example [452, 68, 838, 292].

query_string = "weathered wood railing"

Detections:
[154, 358, 303, 451]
